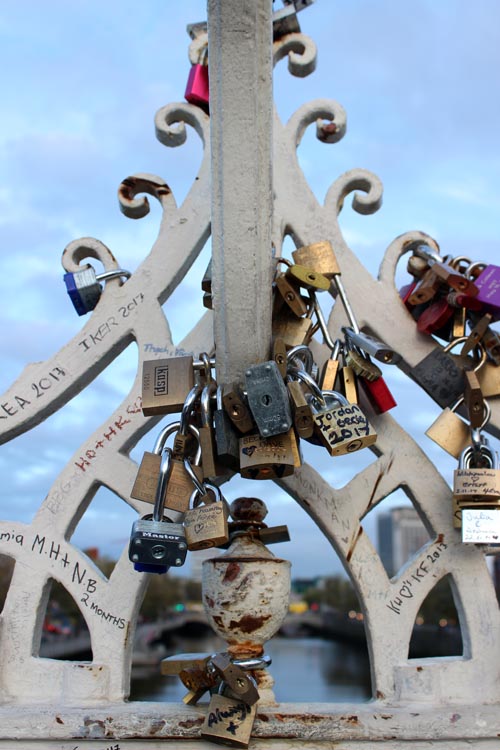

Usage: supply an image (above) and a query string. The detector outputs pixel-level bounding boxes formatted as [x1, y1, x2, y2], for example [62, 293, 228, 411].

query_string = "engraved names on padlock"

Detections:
[201, 693, 256, 748]
[453, 468, 500, 499]
[462, 509, 500, 544]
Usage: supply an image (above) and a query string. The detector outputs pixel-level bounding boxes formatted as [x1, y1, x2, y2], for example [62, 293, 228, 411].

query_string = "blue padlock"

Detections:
[64, 267, 131, 315]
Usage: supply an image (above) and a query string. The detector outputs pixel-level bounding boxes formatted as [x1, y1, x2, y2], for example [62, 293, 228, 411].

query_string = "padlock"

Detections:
[287, 380, 314, 438]
[272, 299, 314, 348]
[292, 240, 340, 279]
[201, 683, 257, 749]
[464, 370, 484, 429]
[142, 356, 195, 415]
[342, 327, 401, 366]
[272, 337, 288, 378]
[460, 314, 493, 356]
[209, 653, 260, 706]
[128, 449, 187, 573]
[318, 339, 342, 391]
[285, 343, 315, 375]
[239, 429, 298, 479]
[161, 652, 216, 705]
[222, 383, 255, 434]
[214, 385, 240, 470]
[407, 268, 443, 306]
[412, 244, 479, 296]
[469, 264, 500, 320]
[425, 397, 491, 458]
[185, 43, 209, 111]
[244, 361, 292, 438]
[278, 257, 331, 293]
[480, 324, 500, 365]
[130, 420, 201, 505]
[274, 267, 309, 318]
[184, 483, 230, 550]
[308, 390, 377, 456]
[64, 267, 131, 316]
[450, 305, 467, 339]
[338, 346, 358, 405]
[358, 375, 397, 414]
[415, 297, 455, 336]
[409, 339, 468, 408]
[454, 442, 500, 534]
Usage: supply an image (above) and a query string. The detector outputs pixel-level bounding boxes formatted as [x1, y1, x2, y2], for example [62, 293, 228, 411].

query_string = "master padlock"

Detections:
[128, 448, 188, 574]
[64, 266, 131, 316]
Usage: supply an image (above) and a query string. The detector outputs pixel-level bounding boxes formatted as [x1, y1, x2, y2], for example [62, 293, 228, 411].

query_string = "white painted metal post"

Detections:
[208, 0, 274, 384]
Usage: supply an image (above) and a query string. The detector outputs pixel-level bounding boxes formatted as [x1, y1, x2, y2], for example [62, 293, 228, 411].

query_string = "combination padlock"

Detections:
[64, 267, 130, 316]
[128, 448, 188, 574]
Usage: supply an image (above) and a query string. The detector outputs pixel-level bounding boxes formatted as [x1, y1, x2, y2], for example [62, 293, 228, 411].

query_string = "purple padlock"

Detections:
[473, 264, 500, 321]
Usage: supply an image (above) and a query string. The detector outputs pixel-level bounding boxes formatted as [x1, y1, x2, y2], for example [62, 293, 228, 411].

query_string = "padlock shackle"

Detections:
[95, 268, 131, 283]
[153, 421, 202, 463]
[200, 381, 217, 427]
[189, 482, 222, 508]
[286, 344, 314, 374]
[153, 448, 173, 522]
[287, 366, 325, 406]
[311, 291, 336, 350]
[179, 384, 203, 435]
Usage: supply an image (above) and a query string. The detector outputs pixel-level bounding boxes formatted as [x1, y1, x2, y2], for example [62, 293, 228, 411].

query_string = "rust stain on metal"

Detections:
[212, 615, 224, 629]
[450, 713, 461, 723]
[346, 526, 363, 562]
[205, 595, 215, 608]
[380, 714, 392, 720]
[366, 454, 394, 514]
[55, 716, 64, 724]
[179, 717, 205, 729]
[437, 533, 445, 544]
[257, 713, 270, 722]
[274, 713, 325, 723]
[341, 715, 359, 725]
[124, 619, 132, 646]
[149, 719, 166, 734]
[229, 613, 271, 633]
[223, 562, 241, 582]
[376, 690, 386, 700]
[416, 666, 423, 672]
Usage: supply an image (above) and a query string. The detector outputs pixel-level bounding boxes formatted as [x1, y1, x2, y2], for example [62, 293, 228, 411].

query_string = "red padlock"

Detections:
[416, 297, 454, 336]
[185, 47, 209, 112]
[359, 376, 397, 414]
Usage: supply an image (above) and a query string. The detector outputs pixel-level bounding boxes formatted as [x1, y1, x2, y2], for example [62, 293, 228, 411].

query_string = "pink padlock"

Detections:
[185, 46, 209, 112]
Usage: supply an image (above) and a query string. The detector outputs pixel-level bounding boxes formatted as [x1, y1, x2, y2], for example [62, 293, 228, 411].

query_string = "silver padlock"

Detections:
[64, 266, 131, 316]
[244, 361, 292, 438]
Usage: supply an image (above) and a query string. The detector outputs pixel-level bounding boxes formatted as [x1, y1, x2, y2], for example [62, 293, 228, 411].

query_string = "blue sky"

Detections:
[0, 1, 499, 579]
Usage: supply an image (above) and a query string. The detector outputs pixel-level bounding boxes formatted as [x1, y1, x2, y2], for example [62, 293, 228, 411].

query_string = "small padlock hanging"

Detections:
[185, 41, 209, 112]
[183, 470, 230, 551]
[201, 680, 257, 749]
[64, 266, 131, 316]
[455, 438, 500, 539]
[128, 448, 188, 574]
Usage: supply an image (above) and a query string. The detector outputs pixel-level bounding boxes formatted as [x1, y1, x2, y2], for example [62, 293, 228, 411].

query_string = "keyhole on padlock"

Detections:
[261, 394, 272, 406]
[151, 545, 166, 559]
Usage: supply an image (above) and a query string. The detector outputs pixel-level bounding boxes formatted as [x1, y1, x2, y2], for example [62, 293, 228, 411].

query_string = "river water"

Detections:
[130, 634, 372, 703]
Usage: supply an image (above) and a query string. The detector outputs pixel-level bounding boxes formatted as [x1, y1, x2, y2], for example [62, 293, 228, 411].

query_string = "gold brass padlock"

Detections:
[201, 689, 257, 748]
[142, 356, 194, 415]
[239, 429, 299, 479]
[292, 240, 340, 279]
[308, 390, 377, 456]
[425, 397, 492, 459]
[184, 484, 230, 550]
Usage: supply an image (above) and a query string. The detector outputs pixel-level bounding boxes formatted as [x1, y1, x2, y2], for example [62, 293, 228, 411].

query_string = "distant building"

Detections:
[377, 506, 429, 577]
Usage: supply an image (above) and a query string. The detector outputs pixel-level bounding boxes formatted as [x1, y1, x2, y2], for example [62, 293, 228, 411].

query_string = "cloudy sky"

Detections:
[0, 1, 499, 580]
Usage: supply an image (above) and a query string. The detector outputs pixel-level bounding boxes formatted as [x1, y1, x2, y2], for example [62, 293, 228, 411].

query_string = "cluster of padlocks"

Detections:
[401, 244, 500, 542]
